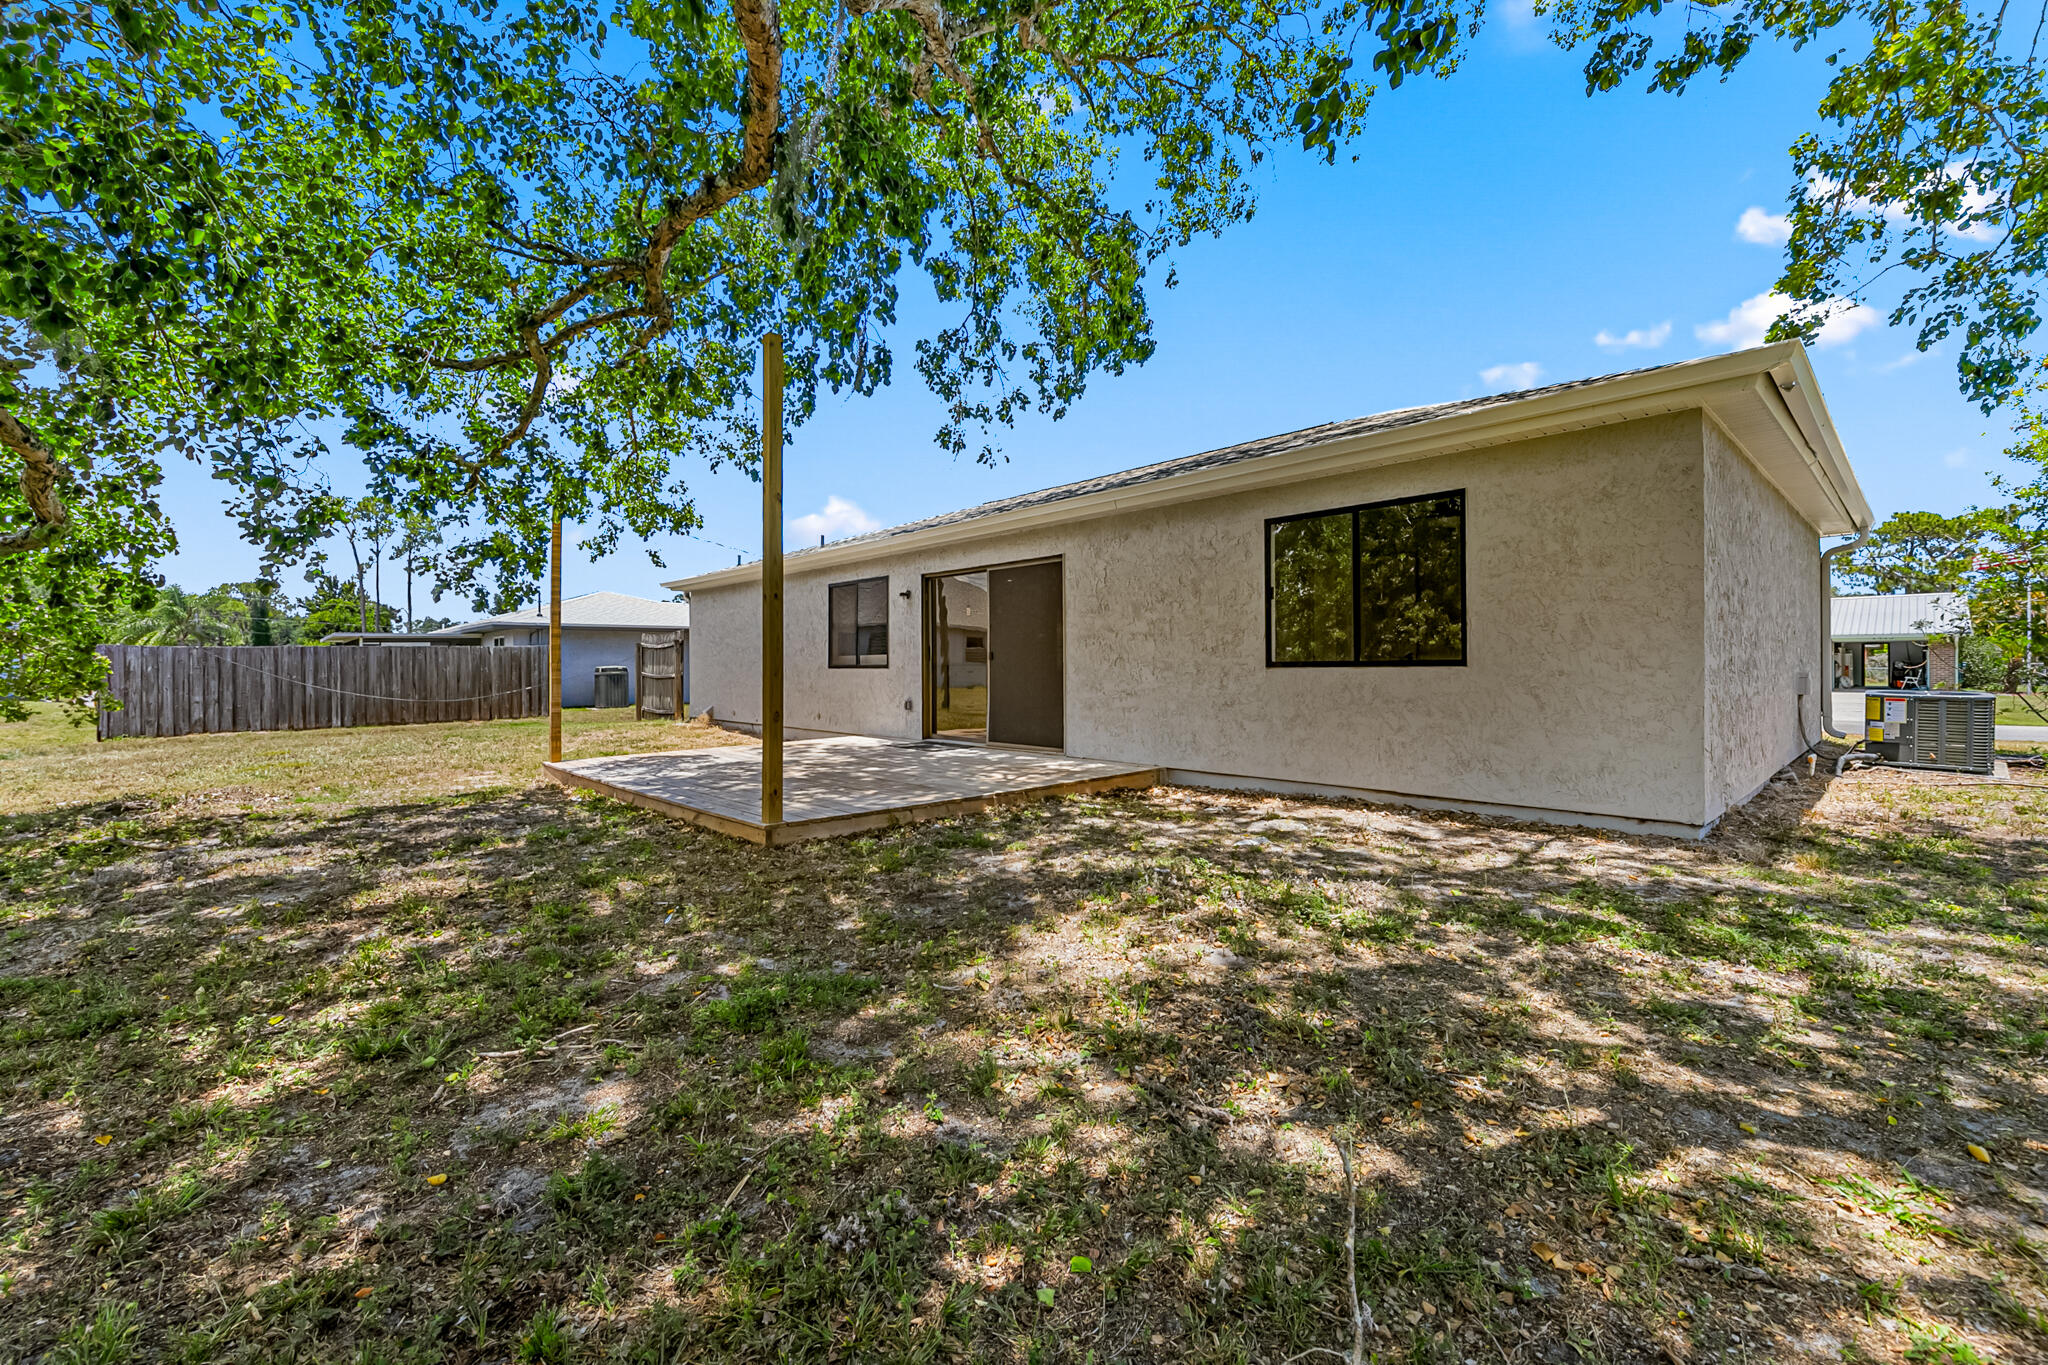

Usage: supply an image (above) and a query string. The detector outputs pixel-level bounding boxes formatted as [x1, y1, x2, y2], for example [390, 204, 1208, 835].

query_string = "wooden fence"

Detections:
[96, 645, 547, 740]
[635, 631, 686, 721]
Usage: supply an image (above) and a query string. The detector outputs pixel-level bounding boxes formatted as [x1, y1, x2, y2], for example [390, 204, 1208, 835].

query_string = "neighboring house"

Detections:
[426, 591, 690, 709]
[321, 631, 479, 646]
[1829, 592, 1968, 690]
[669, 342, 1869, 839]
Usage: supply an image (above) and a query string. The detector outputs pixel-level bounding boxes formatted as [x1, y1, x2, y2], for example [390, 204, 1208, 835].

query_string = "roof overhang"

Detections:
[665, 342, 1870, 594]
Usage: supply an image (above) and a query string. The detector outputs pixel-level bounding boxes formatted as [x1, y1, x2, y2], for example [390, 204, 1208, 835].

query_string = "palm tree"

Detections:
[113, 587, 247, 646]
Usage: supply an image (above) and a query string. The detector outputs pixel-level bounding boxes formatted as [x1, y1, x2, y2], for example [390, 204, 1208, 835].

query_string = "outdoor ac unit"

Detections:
[1862, 689, 1995, 775]
[592, 666, 630, 709]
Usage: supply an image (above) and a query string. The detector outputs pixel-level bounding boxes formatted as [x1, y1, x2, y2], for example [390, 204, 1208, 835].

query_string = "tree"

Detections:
[288, 0, 1385, 606]
[110, 585, 249, 646]
[3, 0, 383, 711]
[1834, 510, 1991, 595]
[0, 459, 170, 720]
[392, 512, 445, 633]
[297, 572, 398, 641]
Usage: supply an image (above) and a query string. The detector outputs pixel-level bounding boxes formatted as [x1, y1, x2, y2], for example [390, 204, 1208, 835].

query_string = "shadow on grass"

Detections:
[1, 758, 2045, 1363]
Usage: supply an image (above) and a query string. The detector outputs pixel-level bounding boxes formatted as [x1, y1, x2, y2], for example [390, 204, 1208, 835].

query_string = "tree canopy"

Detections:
[14, 0, 2048, 717]
[299, 0, 1396, 603]
[1834, 509, 1992, 595]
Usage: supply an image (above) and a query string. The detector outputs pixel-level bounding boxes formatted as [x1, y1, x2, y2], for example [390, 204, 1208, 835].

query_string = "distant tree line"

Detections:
[1836, 437, 2048, 691]
[100, 574, 459, 649]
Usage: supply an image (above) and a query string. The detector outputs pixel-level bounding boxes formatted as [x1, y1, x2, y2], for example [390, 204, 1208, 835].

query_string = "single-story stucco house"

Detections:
[667, 342, 1869, 838]
[1829, 592, 1968, 690]
[426, 591, 690, 709]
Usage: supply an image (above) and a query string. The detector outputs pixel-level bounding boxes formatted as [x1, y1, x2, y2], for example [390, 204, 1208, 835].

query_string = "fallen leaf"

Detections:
[1531, 1240, 1562, 1267]
[1069, 1255, 1092, 1274]
[93, 1134, 111, 1146]
[1967, 1144, 1992, 1164]
[1574, 1261, 1600, 1277]
[1036, 1287, 1055, 1307]
[354, 1287, 373, 1300]
[268, 1016, 285, 1026]
[1738, 1122, 1759, 1136]
[425, 1173, 448, 1186]
[1605, 1263, 1626, 1279]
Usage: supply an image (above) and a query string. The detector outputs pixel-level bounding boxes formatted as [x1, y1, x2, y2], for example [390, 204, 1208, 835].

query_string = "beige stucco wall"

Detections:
[1702, 417, 1826, 822]
[687, 411, 1757, 831]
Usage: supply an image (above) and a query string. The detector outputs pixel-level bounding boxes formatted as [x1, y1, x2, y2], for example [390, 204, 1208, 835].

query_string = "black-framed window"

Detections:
[1267, 490, 1465, 666]
[829, 576, 890, 667]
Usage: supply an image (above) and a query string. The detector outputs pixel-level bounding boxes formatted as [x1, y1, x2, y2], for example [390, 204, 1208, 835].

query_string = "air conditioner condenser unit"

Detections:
[1861, 689, 1995, 775]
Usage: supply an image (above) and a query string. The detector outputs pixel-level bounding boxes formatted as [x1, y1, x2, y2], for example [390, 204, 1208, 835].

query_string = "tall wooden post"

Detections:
[548, 514, 563, 763]
[761, 333, 784, 827]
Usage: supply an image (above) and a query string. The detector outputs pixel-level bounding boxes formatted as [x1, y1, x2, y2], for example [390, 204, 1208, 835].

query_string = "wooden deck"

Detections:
[542, 736, 1160, 845]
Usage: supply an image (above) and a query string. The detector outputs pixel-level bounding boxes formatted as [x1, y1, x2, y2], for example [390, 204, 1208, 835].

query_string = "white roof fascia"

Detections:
[666, 342, 1869, 593]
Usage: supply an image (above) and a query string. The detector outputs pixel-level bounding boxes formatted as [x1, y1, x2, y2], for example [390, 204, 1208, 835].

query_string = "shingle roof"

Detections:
[767, 359, 1695, 565]
[1831, 592, 1969, 639]
[432, 591, 689, 636]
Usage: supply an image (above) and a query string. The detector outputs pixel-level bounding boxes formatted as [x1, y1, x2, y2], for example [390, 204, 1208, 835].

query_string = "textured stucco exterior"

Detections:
[1702, 417, 1825, 821]
[684, 411, 1837, 834]
[485, 628, 686, 708]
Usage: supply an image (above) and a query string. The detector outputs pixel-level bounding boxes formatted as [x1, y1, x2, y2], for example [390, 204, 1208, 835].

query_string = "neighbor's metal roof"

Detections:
[1831, 592, 1968, 639]
[431, 591, 689, 636]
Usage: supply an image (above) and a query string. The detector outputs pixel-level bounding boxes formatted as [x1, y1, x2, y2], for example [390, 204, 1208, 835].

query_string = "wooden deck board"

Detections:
[543, 736, 1158, 844]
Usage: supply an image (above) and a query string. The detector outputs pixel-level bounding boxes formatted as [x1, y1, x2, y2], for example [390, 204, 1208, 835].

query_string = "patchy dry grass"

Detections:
[0, 704, 752, 816]
[1, 717, 2045, 1364]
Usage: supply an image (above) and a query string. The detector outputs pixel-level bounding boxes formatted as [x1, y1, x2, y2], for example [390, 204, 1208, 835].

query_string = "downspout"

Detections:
[1818, 526, 1872, 739]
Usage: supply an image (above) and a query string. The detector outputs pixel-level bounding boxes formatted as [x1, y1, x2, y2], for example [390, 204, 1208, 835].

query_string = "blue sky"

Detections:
[150, 12, 1997, 613]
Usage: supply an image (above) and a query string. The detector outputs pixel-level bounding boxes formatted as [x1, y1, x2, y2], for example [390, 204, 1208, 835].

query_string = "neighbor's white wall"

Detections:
[1702, 416, 1824, 821]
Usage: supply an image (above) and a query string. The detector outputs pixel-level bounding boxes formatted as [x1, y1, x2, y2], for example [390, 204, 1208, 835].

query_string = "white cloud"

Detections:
[1479, 361, 1545, 391]
[1878, 350, 1923, 372]
[789, 495, 880, 544]
[1816, 303, 1884, 347]
[1593, 321, 1672, 352]
[1694, 292, 1883, 352]
[1806, 167, 2001, 242]
[1943, 449, 1970, 469]
[1735, 206, 1792, 246]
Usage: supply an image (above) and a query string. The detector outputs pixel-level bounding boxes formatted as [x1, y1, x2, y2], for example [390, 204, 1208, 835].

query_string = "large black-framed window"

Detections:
[829, 576, 890, 668]
[1267, 490, 1465, 666]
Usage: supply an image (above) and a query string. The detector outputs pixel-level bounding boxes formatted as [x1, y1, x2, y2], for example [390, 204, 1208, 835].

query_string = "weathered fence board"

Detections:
[96, 645, 546, 740]
[635, 632, 686, 720]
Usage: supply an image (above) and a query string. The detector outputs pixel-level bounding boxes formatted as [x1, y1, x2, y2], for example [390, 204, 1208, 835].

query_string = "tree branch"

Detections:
[419, 0, 785, 448]
[0, 406, 68, 557]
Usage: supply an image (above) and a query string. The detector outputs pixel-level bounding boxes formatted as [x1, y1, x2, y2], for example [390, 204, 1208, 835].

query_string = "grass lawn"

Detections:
[1, 717, 2045, 1364]
[1994, 694, 2048, 727]
[0, 705, 751, 816]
